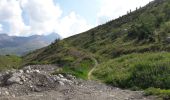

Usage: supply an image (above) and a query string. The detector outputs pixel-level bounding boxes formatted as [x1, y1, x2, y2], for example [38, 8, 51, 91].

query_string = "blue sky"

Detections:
[0, 0, 153, 38]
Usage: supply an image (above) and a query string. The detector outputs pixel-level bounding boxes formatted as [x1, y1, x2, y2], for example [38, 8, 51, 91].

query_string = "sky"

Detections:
[0, 0, 153, 38]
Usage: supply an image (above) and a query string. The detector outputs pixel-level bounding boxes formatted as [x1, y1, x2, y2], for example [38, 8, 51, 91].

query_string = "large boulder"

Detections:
[6, 70, 24, 85]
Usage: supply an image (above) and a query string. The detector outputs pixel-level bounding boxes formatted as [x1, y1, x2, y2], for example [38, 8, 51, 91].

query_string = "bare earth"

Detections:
[0, 65, 157, 100]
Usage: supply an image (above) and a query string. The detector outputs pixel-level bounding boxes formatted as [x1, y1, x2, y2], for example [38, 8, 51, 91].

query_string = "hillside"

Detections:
[25, 0, 170, 60]
[23, 0, 170, 99]
[0, 33, 60, 56]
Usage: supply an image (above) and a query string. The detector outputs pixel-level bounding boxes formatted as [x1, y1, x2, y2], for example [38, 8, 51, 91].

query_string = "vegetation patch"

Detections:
[92, 52, 170, 89]
[54, 58, 94, 79]
[0, 55, 22, 71]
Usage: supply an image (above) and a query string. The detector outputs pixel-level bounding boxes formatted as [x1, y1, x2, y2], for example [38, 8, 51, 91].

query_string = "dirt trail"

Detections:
[88, 57, 98, 80]
[1, 80, 156, 100]
[0, 65, 157, 100]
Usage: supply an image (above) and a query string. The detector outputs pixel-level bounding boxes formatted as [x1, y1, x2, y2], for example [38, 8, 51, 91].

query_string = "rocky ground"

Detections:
[0, 65, 157, 100]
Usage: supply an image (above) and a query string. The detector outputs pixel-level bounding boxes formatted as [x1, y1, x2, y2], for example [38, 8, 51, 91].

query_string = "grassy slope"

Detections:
[23, 0, 170, 98]
[92, 52, 170, 89]
[0, 55, 22, 71]
[23, 41, 95, 65]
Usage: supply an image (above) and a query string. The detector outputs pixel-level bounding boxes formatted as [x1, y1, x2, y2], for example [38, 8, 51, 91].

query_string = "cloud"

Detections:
[21, 0, 62, 35]
[97, 0, 153, 24]
[0, 0, 92, 38]
[0, 24, 2, 32]
[0, 0, 29, 36]
[56, 12, 92, 38]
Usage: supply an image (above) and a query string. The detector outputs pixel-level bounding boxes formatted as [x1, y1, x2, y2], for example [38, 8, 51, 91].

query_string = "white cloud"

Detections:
[21, 0, 62, 35]
[0, 24, 2, 32]
[97, 0, 153, 24]
[0, 0, 92, 38]
[56, 12, 92, 38]
[0, 0, 29, 36]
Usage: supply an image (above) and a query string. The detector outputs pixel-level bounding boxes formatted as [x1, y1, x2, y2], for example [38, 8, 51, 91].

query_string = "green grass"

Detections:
[0, 55, 22, 71]
[145, 88, 170, 100]
[92, 52, 170, 89]
[53, 58, 94, 79]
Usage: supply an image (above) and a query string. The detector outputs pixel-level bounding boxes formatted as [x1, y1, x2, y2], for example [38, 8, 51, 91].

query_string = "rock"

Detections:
[23, 66, 31, 73]
[0, 74, 5, 85]
[60, 78, 73, 84]
[26, 70, 30, 74]
[58, 81, 64, 86]
[12, 94, 16, 97]
[58, 74, 64, 78]
[19, 70, 24, 74]
[21, 75, 27, 82]
[8, 77, 22, 85]
[27, 66, 31, 71]
[52, 75, 60, 82]
[34, 70, 40, 73]
[52, 74, 73, 85]
[66, 74, 76, 80]
[5, 91, 9, 95]
[6, 72, 23, 85]
[31, 86, 41, 92]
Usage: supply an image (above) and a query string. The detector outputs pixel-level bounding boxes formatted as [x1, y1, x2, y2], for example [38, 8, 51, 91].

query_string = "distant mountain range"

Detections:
[0, 33, 60, 55]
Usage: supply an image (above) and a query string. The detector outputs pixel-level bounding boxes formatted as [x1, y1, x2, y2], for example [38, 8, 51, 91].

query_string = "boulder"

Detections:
[6, 72, 23, 85]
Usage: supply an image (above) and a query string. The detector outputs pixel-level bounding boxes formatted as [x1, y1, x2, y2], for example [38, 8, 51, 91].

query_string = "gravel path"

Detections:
[0, 65, 157, 100]
[1, 81, 156, 100]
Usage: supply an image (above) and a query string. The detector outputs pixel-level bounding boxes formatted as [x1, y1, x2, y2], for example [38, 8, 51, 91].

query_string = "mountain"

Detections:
[23, 0, 170, 98]
[0, 33, 60, 55]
